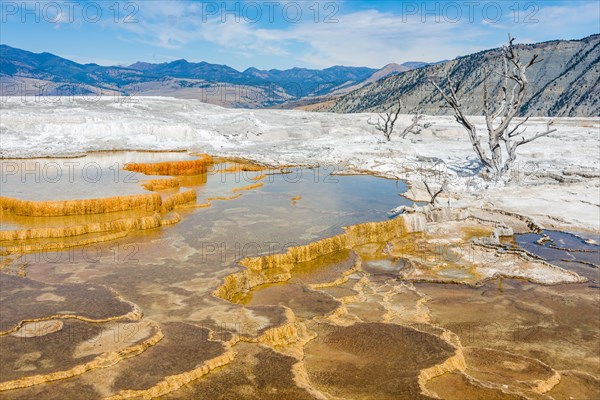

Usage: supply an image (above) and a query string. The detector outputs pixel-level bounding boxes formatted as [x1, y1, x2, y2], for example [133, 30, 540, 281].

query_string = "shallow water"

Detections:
[516, 230, 600, 282]
[1, 152, 598, 399]
[0, 152, 194, 201]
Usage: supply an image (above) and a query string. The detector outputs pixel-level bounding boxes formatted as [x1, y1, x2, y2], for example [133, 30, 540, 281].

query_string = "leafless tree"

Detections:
[430, 34, 557, 179]
[423, 178, 447, 206]
[368, 99, 402, 141]
[398, 112, 432, 139]
[368, 99, 431, 141]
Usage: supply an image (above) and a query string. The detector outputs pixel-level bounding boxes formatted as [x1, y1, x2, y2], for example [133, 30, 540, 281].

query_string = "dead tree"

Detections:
[430, 34, 557, 179]
[423, 178, 447, 206]
[368, 99, 402, 141]
[398, 112, 432, 139]
[368, 99, 431, 141]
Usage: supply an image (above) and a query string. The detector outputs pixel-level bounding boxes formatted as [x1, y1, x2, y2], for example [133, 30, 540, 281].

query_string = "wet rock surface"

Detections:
[1, 153, 597, 399]
[304, 322, 455, 400]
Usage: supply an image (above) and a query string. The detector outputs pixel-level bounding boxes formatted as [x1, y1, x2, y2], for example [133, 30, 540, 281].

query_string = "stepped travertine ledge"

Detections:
[1, 11, 599, 399]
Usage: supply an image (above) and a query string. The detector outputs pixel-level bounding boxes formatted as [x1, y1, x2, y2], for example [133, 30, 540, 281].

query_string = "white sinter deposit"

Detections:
[1, 96, 598, 232]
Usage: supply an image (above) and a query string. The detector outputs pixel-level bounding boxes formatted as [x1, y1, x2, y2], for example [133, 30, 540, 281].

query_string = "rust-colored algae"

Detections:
[3, 154, 595, 400]
[0, 190, 193, 256]
[0, 213, 184, 256]
[0, 194, 163, 216]
[0, 153, 259, 259]
[210, 206, 592, 400]
[0, 154, 201, 256]
[0, 213, 166, 242]
[0, 154, 267, 271]
[214, 214, 426, 302]
[207, 193, 242, 202]
[124, 154, 213, 176]
[161, 189, 197, 212]
[141, 178, 180, 191]
[231, 182, 264, 192]
[242, 214, 424, 271]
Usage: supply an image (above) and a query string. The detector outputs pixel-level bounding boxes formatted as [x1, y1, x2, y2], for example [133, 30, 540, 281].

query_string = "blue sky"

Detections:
[1, 0, 599, 70]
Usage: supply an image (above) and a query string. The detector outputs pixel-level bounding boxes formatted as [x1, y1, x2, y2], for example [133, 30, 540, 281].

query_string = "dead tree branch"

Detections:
[430, 34, 555, 179]
[423, 178, 447, 206]
[368, 99, 402, 141]
[368, 99, 431, 141]
[398, 112, 432, 139]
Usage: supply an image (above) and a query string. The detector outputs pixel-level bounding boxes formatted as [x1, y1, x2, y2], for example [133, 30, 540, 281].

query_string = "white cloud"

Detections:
[282, 9, 489, 67]
[107, 1, 600, 68]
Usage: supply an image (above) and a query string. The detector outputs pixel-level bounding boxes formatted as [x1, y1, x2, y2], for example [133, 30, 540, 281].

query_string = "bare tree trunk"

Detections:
[430, 34, 557, 180]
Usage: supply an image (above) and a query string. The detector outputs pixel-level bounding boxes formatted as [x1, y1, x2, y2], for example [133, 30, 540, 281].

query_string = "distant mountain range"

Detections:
[0, 44, 429, 108]
[3, 35, 597, 116]
[326, 35, 600, 117]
